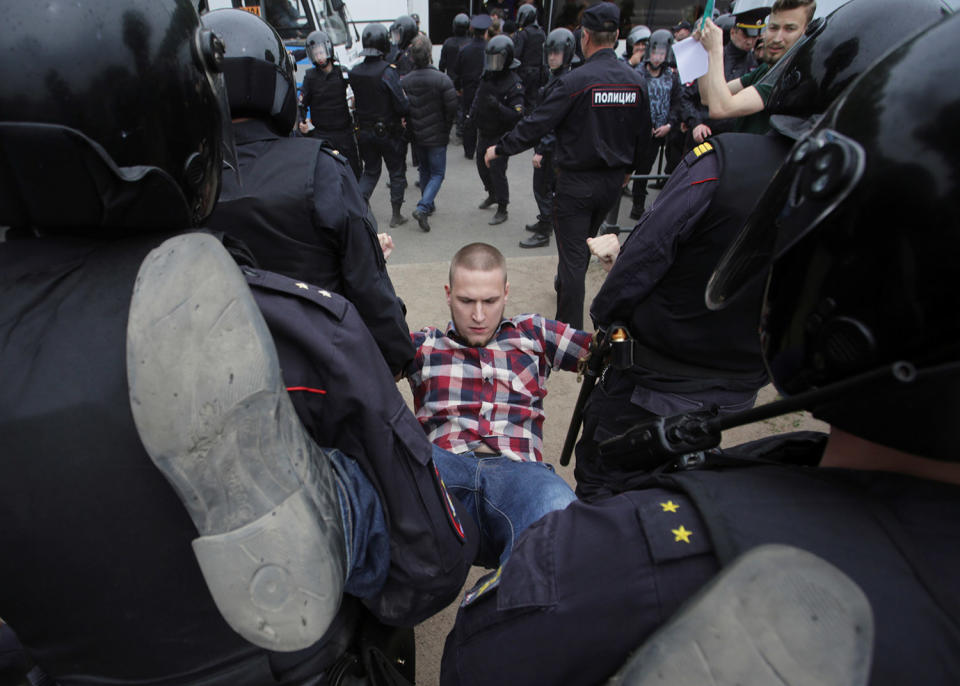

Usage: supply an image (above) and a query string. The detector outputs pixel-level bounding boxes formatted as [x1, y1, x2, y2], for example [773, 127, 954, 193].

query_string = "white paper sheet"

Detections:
[673, 36, 710, 84]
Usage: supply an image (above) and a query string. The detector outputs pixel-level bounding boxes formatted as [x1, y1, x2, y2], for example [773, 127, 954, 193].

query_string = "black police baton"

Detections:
[560, 326, 628, 466]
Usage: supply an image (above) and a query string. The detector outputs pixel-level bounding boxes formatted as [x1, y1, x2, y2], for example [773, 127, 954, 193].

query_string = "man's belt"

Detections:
[358, 121, 402, 136]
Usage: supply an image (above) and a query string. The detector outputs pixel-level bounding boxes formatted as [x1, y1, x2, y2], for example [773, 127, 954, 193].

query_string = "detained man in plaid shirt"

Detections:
[407, 243, 590, 568]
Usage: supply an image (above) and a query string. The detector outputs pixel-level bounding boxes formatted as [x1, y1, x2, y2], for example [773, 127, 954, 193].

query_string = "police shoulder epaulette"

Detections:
[689, 141, 714, 163]
[389, 63, 397, 69]
[318, 141, 348, 164]
[243, 268, 349, 321]
[637, 493, 711, 564]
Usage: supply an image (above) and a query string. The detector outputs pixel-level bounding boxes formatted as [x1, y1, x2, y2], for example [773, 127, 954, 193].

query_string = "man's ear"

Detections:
[504, 281, 510, 302]
[445, 283, 452, 305]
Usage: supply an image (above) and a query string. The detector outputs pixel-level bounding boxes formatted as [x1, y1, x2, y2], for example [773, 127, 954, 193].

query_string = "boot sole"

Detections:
[127, 233, 345, 651]
[608, 544, 873, 686]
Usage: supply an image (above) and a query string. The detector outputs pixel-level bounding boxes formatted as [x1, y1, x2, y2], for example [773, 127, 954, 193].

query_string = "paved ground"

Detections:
[364, 141, 826, 685]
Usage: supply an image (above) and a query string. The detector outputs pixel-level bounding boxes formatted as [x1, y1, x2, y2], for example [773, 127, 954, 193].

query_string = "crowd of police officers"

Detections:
[5, 0, 960, 685]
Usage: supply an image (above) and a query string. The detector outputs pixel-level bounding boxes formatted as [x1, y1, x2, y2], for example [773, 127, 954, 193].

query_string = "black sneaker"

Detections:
[413, 209, 431, 232]
[127, 233, 346, 652]
[519, 232, 549, 248]
[525, 220, 550, 234]
[488, 207, 508, 225]
[629, 205, 645, 220]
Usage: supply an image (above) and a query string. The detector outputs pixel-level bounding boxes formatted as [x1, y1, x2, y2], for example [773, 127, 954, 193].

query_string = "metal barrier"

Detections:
[599, 144, 671, 236]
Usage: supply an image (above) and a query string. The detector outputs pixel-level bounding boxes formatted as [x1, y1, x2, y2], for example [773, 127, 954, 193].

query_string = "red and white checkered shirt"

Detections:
[408, 314, 592, 462]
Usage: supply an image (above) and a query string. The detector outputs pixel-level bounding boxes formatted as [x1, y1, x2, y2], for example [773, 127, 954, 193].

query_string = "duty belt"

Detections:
[359, 120, 402, 137]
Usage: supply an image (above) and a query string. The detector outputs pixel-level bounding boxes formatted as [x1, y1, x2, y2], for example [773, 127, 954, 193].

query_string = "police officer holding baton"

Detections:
[484, 3, 650, 329]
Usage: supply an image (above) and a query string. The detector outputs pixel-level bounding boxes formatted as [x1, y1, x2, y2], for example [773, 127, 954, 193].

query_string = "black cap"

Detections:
[581, 3, 619, 32]
[470, 13, 493, 31]
[672, 20, 693, 32]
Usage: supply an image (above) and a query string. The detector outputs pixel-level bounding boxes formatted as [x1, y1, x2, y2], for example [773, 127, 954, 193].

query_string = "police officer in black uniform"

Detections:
[203, 10, 415, 379]
[485, 3, 650, 329]
[520, 27, 577, 249]
[0, 1, 479, 683]
[471, 35, 525, 226]
[454, 14, 491, 159]
[512, 4, 546, 111]
[387, 14, 418, 76]
[351, 23, 411, 227]
[440, 13, 472, 140]
[441, 15, 960, 684]
[298, 29, 361, 179]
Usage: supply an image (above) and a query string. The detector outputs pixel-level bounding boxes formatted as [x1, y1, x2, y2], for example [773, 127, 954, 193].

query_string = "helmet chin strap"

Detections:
[598, 360, 933, 469]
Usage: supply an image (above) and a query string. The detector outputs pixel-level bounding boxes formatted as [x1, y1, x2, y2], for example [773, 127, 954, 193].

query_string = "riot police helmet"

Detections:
[544, 28, 576, 71]
[759, 0, 951, 120]
[390, 15, 418, 50]
[0, 0, 232, 233]
[517, 4, 538, 28]
[453, 13, 470, 36]
[203, 9, 298, 136]
[305, 29, 334, 68]
[647, 28, 673, 65]
[625, 24, 652, 56]
[707, 11, 960, 461]
[361, 23, 391, 57]
[484, 34, 519, 72]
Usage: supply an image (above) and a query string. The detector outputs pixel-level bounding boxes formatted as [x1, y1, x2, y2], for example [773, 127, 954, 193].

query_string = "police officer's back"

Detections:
[454, 15, 491, 158]
[512, 4, 546, 110]
[440, 13, 471, 76]
[387, 14, 418, 76]
[203, 10, 415, 377]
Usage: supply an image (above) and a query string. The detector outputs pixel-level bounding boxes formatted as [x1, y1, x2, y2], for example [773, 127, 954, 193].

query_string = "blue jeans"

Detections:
[432, 445, 576, 568]
[328, 449, 390, 599]
[415, 145, 447, 214]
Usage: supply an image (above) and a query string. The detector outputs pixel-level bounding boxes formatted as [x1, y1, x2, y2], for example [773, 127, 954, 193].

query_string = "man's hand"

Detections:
[377, 232, 394, 261]
[653, 123, 671, 138]
[298, 119, 313, 134]
[695, 17, 723, 54]
[532, 153, 543, 169]
[693, 123, 712, 143]
[623, 171, 632, 188]
[587, 234, 621, 272]
[484, 145, 499, 168]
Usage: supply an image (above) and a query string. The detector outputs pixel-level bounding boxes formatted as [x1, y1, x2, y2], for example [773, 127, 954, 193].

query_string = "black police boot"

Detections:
[412, 208, 430, 232]
[478, 193, 497, 209]
[525, 219, 550, 233]
[127, 233, 346, 652]
[519, 231, 549, 249]
[390, 202, 408, 227]
[629, 204, 645, 220]
[488, 204, 508, 225]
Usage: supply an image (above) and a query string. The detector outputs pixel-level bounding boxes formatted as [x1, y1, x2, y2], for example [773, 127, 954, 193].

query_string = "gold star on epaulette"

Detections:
[331, 149, 340, 155]
[295, 282, 309, 289]
[660, 500, 679, 513]
[317, 289, 332, 298]
[672, 525, 693, 543]
[514, 105, 523, 112]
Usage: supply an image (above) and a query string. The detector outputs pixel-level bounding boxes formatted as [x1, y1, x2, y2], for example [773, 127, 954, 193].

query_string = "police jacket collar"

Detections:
[232, 118, 281, 145]
[586, 47, 619, 63]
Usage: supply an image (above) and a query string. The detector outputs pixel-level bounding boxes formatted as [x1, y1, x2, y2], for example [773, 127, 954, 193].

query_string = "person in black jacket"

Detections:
[351, 23, 412, 227]
[512, 4, 546, 111]
[297, 29, 361, 179]
[471, 34, 524, 226]
[454, 14, 491, 159]
[401, 35, 458, 232]
[440, 13, 472, 141]
[203, 11, 416, 378]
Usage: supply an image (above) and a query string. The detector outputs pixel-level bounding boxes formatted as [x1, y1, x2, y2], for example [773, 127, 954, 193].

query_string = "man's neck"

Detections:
[821, 428, 960, 486]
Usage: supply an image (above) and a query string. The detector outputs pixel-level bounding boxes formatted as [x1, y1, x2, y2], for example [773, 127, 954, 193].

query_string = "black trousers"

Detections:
[532, 149, 556, 222]
[554, 167, 625, 329]
[632, 137, 662, 211]
[476, 133, 510, 205]
[312, 127, 361, 180]
[462, 87, 478, 158]
[357, 129, 406, 205]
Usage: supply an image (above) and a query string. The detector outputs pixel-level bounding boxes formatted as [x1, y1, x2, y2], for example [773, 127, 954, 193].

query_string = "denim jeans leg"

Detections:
[327, 449, 390, 598]
[419, 146, 447, 213]
[475, 457, 576, 567]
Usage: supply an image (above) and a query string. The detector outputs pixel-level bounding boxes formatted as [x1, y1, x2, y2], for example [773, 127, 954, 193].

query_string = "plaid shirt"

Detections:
[408, 314, 592, 462]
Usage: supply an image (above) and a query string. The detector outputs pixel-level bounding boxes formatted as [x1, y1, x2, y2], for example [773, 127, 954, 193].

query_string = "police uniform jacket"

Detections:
[401, 65, 458, 147]
[349, 56, 409, 128]
[205, 119, 415, 376]
[299, 65, 353, 133]
[453, 37, 487, 98]
[442, 432, 960, 685]
[513, 24, 545, 75]
[494, 48, 650, 171]
[590, 134, 781, 393]
[439, 35, 470, 76]
[469, 69, 525, 137]
[386, 46, 415, 77]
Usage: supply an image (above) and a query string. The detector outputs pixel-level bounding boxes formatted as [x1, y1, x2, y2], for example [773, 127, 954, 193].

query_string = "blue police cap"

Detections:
[470, 14, 493, 31]
[581, 3, 620, 32]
